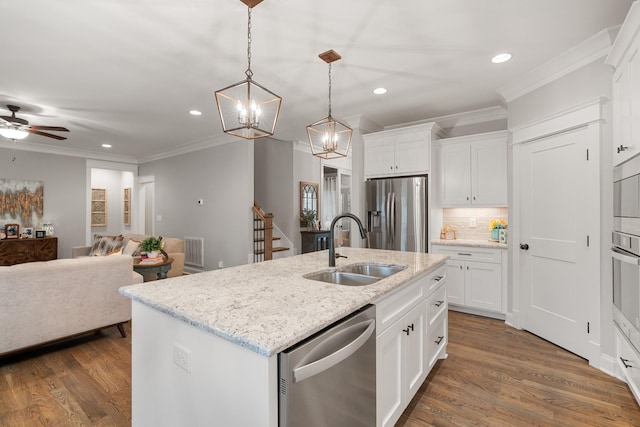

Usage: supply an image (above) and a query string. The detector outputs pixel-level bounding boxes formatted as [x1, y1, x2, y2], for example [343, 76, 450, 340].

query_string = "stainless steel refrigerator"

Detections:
[365, 176, 428, 252]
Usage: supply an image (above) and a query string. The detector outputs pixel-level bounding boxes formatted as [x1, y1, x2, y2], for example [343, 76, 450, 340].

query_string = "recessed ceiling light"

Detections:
[373, 87, 388, 95]
[189, 110, 202, 116]
[101, 144, 112, 148]
[491, 53, 512, 64]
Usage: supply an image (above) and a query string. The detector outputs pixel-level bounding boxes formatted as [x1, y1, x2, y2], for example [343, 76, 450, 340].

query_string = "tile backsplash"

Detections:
[441, 207, 508, 240]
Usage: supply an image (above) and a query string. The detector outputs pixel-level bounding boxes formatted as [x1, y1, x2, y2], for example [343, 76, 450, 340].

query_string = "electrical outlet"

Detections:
[173, 343, 191, 372]
[469, 218, 477, 228]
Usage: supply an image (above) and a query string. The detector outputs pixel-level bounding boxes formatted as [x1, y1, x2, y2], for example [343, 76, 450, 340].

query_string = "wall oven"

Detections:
[613, 154, 640, 352]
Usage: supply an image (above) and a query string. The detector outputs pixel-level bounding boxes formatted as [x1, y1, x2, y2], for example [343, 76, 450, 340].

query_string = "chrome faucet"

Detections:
[329, 213, 368, 267]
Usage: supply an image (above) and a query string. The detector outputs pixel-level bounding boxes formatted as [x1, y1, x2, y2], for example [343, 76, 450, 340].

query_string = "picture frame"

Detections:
[22, 227, 34, 238]
[5, 224, 19, 239]
[35, 230, 46, 238]
[91, 188, 107, 227]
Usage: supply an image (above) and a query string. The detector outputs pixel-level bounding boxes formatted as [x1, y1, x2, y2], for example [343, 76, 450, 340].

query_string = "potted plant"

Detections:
[300, 208, 317, 230]
[141, 236, 163, 258]
[489, 219, 507, 241]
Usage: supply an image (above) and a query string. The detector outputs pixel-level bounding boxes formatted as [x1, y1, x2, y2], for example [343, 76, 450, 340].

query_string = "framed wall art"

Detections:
[5, 223, 19, 239]
[123, 187, 131, 226]
[91, 188, 107, 227]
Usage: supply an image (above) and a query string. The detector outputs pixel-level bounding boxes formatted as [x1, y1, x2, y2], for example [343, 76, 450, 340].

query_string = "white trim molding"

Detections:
[498, 27, 620, 104]
[511, 98, 605, 145]
[606, 2, 640, 68]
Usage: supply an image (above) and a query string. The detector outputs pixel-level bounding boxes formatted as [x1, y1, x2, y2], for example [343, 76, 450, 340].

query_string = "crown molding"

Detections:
[498, 26, 620, 104]
[137, 133, 239, 164]
[606, 2, 640, 68]
[417, 105, 507, 130]
[0, 138, 139, 164]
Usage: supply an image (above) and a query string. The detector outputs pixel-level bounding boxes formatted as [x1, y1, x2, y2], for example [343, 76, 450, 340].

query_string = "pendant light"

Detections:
[307, 49, 352, 159]
[215, 0, 282, 140]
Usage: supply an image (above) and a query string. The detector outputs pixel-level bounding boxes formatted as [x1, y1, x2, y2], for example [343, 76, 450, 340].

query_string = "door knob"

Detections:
[520, 243, 529, 250]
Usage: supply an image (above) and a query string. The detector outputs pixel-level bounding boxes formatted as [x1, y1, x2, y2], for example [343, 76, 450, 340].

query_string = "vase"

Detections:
[490, 229, 499, 241]
[147, 250, 159, 258]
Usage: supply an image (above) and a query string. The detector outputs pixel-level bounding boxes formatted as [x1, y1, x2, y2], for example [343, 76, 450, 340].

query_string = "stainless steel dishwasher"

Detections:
[278, 304, 376, 427]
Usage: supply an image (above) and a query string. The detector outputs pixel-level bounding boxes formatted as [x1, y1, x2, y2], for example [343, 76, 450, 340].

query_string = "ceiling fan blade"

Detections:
[30, 125, 69, 132]
[28, 129, 67, 140]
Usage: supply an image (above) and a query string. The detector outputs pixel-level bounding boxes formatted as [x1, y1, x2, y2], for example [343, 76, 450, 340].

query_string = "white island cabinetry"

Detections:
[375, 265, 447, 427]
[120, 248, 448, 427]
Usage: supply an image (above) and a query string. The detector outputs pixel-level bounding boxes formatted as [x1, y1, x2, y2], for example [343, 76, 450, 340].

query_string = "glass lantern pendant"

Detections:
[307, 50, 352, 159]
[215, 0, 282, 140]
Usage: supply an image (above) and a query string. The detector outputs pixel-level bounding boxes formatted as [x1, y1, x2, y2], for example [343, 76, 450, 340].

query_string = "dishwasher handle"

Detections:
[293, 319, 375, 383]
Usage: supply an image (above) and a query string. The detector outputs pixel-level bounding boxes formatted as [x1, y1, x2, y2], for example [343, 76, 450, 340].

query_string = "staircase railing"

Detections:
[253, 202, 273, 262]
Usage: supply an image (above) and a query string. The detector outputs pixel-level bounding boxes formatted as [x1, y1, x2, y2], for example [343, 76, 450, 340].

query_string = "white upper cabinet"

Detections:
[607, 2, 640, 166]
[363, 123, 443, 179]
[436, 130, 508, 207]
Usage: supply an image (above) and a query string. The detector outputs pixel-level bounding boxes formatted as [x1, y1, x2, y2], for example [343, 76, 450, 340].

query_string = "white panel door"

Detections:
[519, 127, 590, 359]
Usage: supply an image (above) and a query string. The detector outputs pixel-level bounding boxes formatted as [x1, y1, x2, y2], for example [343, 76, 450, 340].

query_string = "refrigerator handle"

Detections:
[292, 319, 375, 383]
[390, 192, 396, 245]
[385, 193, 391, 240]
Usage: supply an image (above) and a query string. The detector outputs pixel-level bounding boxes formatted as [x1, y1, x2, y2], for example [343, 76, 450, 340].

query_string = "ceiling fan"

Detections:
[0, 105, 69, 141]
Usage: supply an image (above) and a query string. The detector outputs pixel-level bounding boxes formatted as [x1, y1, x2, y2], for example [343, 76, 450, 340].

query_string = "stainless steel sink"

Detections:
[338, 263, 406, 278]
[304, 271, 381, 286]
[304, 263, 406, 286]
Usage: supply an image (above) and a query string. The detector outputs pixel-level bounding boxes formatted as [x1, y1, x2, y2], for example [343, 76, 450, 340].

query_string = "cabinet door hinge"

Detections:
[587, 322, 590, 334]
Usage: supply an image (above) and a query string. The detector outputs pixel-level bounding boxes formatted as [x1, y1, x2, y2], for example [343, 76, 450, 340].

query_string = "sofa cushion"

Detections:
[89, 234, 124, 256]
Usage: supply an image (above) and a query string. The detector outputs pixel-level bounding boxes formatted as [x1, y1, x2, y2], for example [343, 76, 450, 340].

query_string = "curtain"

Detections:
[323, 176, 338, 226]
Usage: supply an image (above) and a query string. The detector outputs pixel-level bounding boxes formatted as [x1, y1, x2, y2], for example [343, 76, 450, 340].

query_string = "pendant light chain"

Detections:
[246, 6, 253, 78]
[327, 62, 332, 118]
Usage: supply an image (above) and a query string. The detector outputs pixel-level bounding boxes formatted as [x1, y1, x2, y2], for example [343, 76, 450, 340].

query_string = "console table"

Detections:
[301, 230, 331, 254]
[0, 237, 58, 266]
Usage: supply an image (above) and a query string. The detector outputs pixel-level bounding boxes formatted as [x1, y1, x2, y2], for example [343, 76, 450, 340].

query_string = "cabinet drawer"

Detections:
[617, 326, 640, 404]
[427, 312, 447, 368]
[375, 277, 425, 335]
[425, 265, 446, 294]
[432, 245, 501, 263]
[426, 283, 447, 325]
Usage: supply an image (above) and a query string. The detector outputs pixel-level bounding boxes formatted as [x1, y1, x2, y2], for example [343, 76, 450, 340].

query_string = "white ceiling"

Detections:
[0, 0, 634, 162]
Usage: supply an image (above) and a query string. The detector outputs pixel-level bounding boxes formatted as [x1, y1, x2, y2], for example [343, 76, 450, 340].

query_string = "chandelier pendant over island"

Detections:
[215, 0, 282, 140]
[307, 49, 352, 159]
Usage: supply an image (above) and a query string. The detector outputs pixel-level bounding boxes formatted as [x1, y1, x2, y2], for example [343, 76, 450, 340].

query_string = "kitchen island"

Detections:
[120, 247, 448, 427]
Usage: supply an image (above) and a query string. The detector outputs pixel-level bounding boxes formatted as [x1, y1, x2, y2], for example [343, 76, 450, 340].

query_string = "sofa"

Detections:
[0, 255, 143, 356]
[72, 233, 185, 280]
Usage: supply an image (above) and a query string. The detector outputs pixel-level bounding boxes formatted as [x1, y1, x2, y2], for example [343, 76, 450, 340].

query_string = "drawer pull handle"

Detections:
[403, 323, 414, 336]
[435, 336, 444, 345]
[621, 357, 633, 368]
[433, 275, 444, 282]
[434, 300, 445, 307]
[458, 253, 472, 256]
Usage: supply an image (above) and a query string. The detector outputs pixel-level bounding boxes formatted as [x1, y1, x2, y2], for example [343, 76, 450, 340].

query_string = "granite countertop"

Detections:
[431, 238, 508, 249]
[119, 247, 448, 357]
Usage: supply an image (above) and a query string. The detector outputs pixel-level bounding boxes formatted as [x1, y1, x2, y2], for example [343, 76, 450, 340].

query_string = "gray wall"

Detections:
[254, 138, 296, 250]
[0, 147, 86, 259]
[293, 147, 322, 250]
[139, 140, 254, 270]
[505, 58, 614, 358]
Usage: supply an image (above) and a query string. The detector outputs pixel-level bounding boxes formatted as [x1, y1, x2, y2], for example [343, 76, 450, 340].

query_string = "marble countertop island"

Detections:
[119, 247, 447, 357]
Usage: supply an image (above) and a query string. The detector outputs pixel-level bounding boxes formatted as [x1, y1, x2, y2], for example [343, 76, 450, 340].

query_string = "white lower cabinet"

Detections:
[616, 325, 640, 405]
[375, 265, 447, 427]
[432, 244, 505, 315]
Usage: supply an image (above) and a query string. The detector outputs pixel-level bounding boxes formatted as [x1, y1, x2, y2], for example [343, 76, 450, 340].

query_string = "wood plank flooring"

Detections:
[1, 311, 639, 426]
[398, 311, 640, 427]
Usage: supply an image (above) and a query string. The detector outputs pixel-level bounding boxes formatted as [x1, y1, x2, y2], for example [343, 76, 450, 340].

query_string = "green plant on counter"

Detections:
[140, 236, 162, 252]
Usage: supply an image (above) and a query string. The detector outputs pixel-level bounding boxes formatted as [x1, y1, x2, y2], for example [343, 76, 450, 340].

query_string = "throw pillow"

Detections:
[122, 239, 141, 256]
[88, 234, 124, 256]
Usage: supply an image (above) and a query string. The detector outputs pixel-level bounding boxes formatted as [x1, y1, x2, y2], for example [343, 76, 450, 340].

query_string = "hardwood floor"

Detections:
[398, 311, 640, 427]
[1, 311, 639, 426]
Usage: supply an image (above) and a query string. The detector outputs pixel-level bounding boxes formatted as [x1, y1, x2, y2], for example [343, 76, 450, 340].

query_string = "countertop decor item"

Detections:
[140, 236, 163, 258]
[214, 0, 282, 140]
[489, 218, 507, 241]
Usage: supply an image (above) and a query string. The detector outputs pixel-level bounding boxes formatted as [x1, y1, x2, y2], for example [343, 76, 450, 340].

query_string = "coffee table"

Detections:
[133, 257, 174, 281]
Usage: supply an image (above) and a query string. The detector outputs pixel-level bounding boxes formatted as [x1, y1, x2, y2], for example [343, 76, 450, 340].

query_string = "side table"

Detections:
[133, 257, 174, 281]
